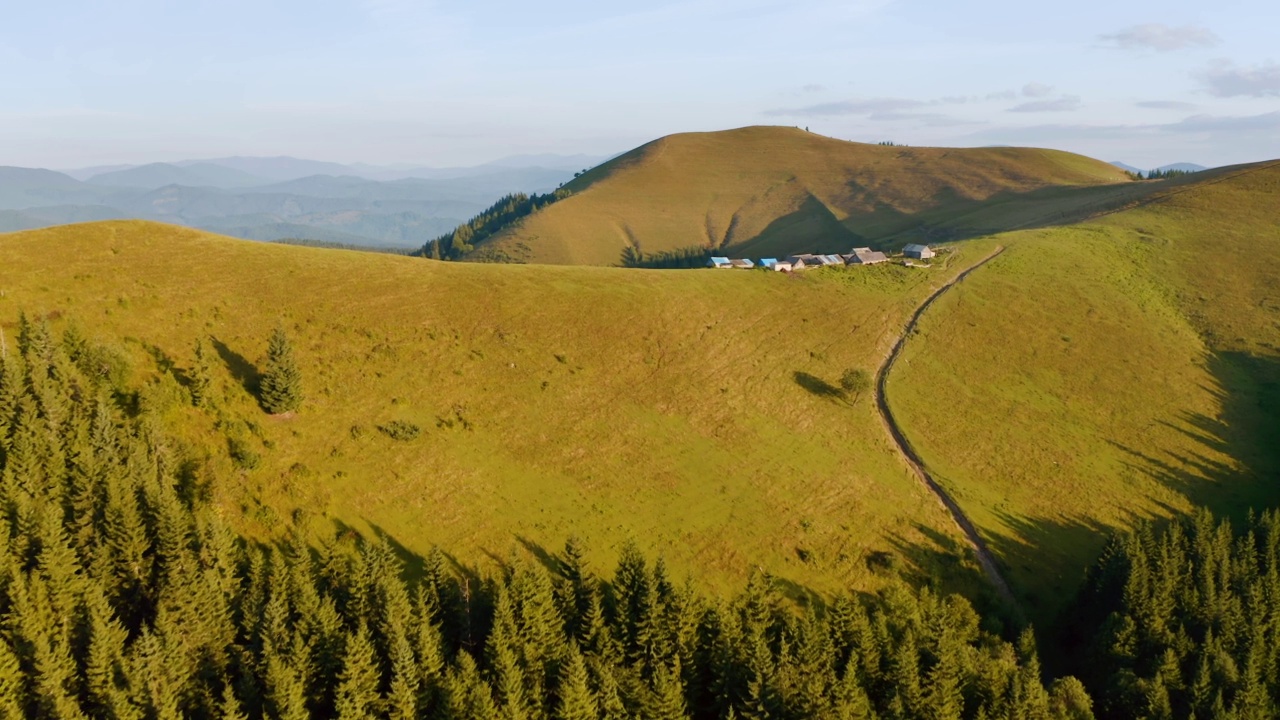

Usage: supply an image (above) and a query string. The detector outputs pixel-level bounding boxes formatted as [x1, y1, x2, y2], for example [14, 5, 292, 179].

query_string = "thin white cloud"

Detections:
[868, 111, 983, 127]
[1168, 111, 1280, 134]
[969, 123, 1159, 144]
[763, 97, 925, 117]
[969, 110, 1280, 142]
[1136, 100, 1199, 111]
[1022, 83, 1054, 98]
[1098, 23, 1220, 52]
[1197, 60, 1280, 98]
[1008, 96, 1082, 113]
[801, 84, 826, 93]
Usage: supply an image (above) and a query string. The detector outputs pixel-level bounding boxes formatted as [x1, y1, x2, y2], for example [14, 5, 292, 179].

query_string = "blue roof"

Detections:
[760, 258, 778, 266]
[710, 256, 730, 262]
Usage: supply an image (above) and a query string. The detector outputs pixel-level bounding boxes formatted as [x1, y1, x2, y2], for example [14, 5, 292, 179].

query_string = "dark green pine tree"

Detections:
[648, 659, 690, 720]
[335, 623, 383, 720]
[189, 336, 214, 408]
[258, 326, 302, 415]
[554, 644, 597, 720]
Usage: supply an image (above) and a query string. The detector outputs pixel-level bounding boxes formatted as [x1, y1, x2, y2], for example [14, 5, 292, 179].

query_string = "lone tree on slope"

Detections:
[840, 368, 872, 403]
[259, 326, 302, 414]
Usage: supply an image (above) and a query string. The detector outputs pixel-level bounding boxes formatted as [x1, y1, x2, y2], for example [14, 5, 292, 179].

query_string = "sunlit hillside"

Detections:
[0, 220, 1000, 601]
[887, 160, 1280, 622]
[472, 125, 1140, 265]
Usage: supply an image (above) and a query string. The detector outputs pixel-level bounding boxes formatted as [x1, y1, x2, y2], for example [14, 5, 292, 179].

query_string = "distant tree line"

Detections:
[1126, 168, 1200, 181]
[1142, 168, 1197, 180]
[619, 246, 711, 269]
[1, 312, 1277, 719]
[417, 189, 572, 261]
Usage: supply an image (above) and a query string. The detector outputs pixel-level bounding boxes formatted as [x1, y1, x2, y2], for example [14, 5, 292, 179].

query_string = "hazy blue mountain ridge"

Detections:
[1, 155, 597, 247]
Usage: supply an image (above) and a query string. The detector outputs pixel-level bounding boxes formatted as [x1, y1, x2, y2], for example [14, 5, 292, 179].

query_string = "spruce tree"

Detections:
[0, 634, 27, 720]
[335, 623, 383, 720]
[190, 337, 214, 408]
[554, 644, 597, 720]
[648, 659, 690, 720]
[258, 326, 302, 415]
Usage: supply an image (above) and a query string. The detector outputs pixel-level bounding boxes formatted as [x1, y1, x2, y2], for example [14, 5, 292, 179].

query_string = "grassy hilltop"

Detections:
[470, 125, 1136, 265]
[0, 220, 1002, 601]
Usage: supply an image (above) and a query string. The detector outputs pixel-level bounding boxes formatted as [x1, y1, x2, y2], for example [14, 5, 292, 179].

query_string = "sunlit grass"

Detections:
[0, 219, 998, 600]
[888, 162, 1280, 623]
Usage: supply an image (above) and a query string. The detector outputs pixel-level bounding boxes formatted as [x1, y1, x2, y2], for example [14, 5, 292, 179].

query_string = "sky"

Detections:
[1, 0, 1277, 170]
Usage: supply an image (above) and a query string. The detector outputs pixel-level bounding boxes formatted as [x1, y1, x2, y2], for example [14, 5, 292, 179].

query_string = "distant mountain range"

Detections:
[0, 154, 609, 247]
[1110, 161, 1209, 175]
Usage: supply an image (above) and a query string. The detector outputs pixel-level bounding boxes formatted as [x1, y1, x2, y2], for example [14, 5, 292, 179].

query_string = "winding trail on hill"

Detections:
[875, 247, 1019, 612]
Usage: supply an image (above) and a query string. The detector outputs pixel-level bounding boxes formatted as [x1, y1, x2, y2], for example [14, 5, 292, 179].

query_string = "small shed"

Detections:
[845, 247, 889, 265]
[903, 243, 935, 260]
[708, 256, 733, 269]
[818, 254, 844, 266]
[730, 258, 755, 269]
[771, 260, 793, 272]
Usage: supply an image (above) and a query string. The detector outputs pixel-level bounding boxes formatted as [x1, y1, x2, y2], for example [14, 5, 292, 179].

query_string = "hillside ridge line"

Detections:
[875, 247, 1020, 613]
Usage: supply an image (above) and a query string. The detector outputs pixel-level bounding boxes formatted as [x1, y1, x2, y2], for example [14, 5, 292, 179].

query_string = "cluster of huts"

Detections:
[709, 244, 935, 271]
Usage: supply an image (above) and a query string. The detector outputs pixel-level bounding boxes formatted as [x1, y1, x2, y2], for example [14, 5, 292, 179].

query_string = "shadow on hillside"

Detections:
[847, 177, 1170, 247]
[887, 349, 1280, 656]
[1110, 351, 1280, 521]
[725, 194, 866, 256]
[886, 524, 1011, 628]
[714, 180, 1160, 257]
[211, 337, 260, 396]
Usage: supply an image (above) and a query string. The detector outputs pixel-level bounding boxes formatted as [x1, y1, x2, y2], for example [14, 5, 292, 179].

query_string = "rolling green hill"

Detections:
[0, 220, 1002, 601]
[886, 160, 1280, 622]
[470, 126, 1139, 265]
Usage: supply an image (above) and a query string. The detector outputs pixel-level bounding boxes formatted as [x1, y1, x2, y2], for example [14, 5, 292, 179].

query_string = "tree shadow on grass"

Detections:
[793, 371, 846, 401]
[884, 351, 1280, 670]
[515, 535, 565, 576]
[1108, 351, 1280, 522]
[211, 336, 259, 397]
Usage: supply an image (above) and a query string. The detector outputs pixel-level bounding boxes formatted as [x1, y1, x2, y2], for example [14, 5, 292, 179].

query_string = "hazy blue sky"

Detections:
[2, 0, 1277, 169]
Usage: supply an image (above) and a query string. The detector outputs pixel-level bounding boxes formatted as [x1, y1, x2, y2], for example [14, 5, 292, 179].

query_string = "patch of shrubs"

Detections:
[378, 420, 422, 441]
[228, 436, 262, 470]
